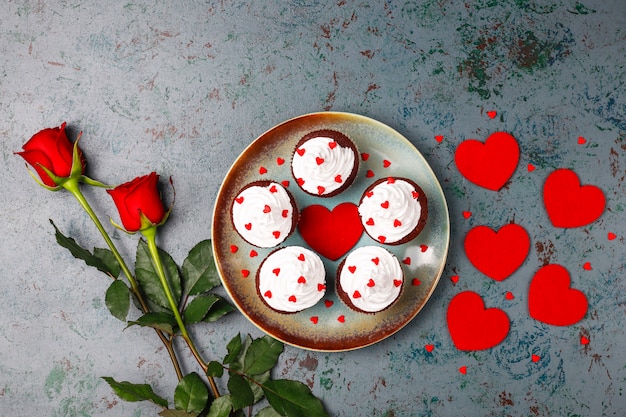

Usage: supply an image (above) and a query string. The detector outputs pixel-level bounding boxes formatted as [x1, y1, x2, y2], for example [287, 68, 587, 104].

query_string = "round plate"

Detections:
[212, 112, 449, 351]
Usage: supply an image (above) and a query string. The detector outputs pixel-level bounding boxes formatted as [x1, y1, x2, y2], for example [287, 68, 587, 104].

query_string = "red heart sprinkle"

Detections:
[387, 177, 396, 184]
[505, 291, 515, 300]
[608, 232, 617, 240]
[325, 300, 334, 308]
[335, 174, 342, 183]
[393, 219, 402, 227]
[298, 253, 305, 261]
[372, 257, 379, 265]
[317, 185, 325, 195]
[269, 185, 277, 193]
[366, 218, 375, 226]
[583, 262, 592, 271]
[435, 135, 444, 143]
[329, 141, 337, 149]
[348, 266, 357, 273]
[264, 290, 272, 298]
[531, 354, 541, 362]
[288, 295, 297, 303]
[402, 257, 411, 265]
[459, 366, 467, 374]
[316, 157, 324, 165]
[381, 201, 390, 209]
[393, 279, 402, 287]
[241, 270, 250, 278]
[272, 231, 281, 239]
[487, 110, 497, 119]
[245, 223, 252, 230]
[230, 245, 238, 253]
[378, 235, 387, 243]
[310, 316, 319, 324]
[296, 148, 305, 156]
[383, 160, 391, 168]
[425, 344, 434, 352]
[366, 170, 375, 178]
[361, 152, 370, 161]
[282, 209, 289, 218]
[412, 278, 421, 286]
[365, 191, 374, 198]
[450, 275, 459, 284]
[249, 250, 258, 257]
[281, 180, 290, 187]
[235, 196, 244, 204]
[527, 164, 536, 172]
[353, 290, 362, 298]
[297, 276, 306, 284]
[318, 283, 326, 291]
[580, 336, 590, 345]
[463, 211, 472, 219]
[272, 268, 280, 276]
[263, 204, 271, 213]
[420, 244, 428, 252]
[367, 279, 375, 287]
[276, 157, 285, 165]
[297, 178, 305, 186]
[337, 315, 345, 323]
[577, 136, 586, 144]
[259, 166, 267, 175]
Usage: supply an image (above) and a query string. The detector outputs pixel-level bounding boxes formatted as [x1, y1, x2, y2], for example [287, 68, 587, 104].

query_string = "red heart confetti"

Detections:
[325, 300, 334, 308]
[259, 166, 268, 175]
[543, 169, 605, 228]
[361, 152, 370, 161]
[608, 232, 617, 240]
[348, 265, 357, 273]
[528, 264, 588, 326]
[328, 141, 337, 149]
[462, 211, 472, 219]
[580, 336, 590, 345]
[264, 290, 272, 298]
[447, 291, 511, 351]
[263, 204, 271, 213]
[425, 344, 434, 352]
[317, 283, 326, 292]
[310, 316, 319, 324]
[269, 185, 277, 193]
[297, 276, 306, 284]
[366, 170, 375, 178]
[455, 132, 519, 191]
[241, 269, 250, 278]
[235, 196, 244, 204]
[249, 249, 258, 257]
[459, 366, 467, 374]
[337, 315, 345, 323]
[298, 203, 363, 260]
[505, 291, 515, 300]
[230, 245, 238, 253]
[531, 354, 541, 363]
[487, 110, 497, 119]
[577, 136, 587, 145]
[582, 262, 592, 271]
[353, 290, 362, 298]
[296, 148, 305, 156]
[420, 244, 428, 252]
[464, 223, 530, 281]
[527, 164, 536, 172]
[412, 278, 421, 286]
[435, 135, 444, 143]
[288, 295, 297, 303]
[281, 180, 290, 187]
[366, 279, 375, 287]
[272, 268, 280, 276]
[402, 257, 411, 265]
[383, 159, 391, 168]
[276, 157, 285, 165]
[297, 253, 305, 261]
[450, 275, 459, 285]
[316, 157, 324, 165]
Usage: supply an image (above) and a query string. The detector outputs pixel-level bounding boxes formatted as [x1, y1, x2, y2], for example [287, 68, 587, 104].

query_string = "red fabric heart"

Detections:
[447, 291, 510, 351]
[454, 132, 519, 191]
[464, 223, 530, 281]
[543, 168, 605, 228]
[529, 264, 588, 326]
[298, 203, 363, 260]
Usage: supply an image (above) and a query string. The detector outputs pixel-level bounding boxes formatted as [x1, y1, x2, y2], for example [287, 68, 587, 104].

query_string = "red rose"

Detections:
[107, 172, 166, 232]
[16, 122, 84, 187]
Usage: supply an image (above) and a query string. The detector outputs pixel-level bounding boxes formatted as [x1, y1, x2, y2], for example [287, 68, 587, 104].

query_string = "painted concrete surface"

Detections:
[1, 0, 625, 416]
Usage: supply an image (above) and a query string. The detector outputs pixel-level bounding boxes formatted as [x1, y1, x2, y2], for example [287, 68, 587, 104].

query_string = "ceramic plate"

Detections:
[212, 112, 449, 351]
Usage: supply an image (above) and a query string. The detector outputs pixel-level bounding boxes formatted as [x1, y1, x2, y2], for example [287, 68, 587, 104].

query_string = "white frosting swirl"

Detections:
[292, 136, 356, 196]
[257, 246, 326, 313]
[232, 182, 295, 248]
[358, 178, 423, 244]
[338, 246, 403, 313]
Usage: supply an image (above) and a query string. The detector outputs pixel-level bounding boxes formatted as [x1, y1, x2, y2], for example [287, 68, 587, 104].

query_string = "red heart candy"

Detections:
[543, 169, 605, 228]
[464, 223, 530, 281]
[447, 291, 510, 351]
[529, 264, 588, 326]
[454, 132, 519, 191]
[298, 203, 363, 260]
[310, 316, 319, 324]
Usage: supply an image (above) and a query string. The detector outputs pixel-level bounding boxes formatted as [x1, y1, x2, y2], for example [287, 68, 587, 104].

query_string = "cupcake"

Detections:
[358, 177, 428, 245]
[231, 181, 298, 248]
[291, 129, 359, 197]
[256, 246, 327, 313]
[336, 246, 404, 314]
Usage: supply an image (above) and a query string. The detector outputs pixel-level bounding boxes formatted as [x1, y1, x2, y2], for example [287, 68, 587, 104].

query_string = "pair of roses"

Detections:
[16, 123, 328, 417]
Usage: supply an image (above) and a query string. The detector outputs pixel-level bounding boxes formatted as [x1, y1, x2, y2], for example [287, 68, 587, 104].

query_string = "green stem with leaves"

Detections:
[142, 226, 221, 399]
[62, 177, 184, 381]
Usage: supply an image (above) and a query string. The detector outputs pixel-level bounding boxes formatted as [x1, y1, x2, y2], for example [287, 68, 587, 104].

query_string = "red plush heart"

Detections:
[464, 223, 530, 281]
[529, 264, 588, 326]
[454, 132, 519, 191]
[447, 291, 510, 351]
[298, 203, 363, 260]
[543, 168, 605, 228]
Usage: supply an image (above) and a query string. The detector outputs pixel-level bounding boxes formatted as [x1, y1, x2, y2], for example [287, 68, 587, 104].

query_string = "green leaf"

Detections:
[183, 294, 220, 324]
[227, 373, 255, 410]
[206, 395, 233, 417]
[174, 372, 209, 413]
[182, 239, 221, 296]
[255, 406, 283, 417]
[202, 297, 236, 323]
[105, 280, 131, 321]
[50, 220, 119, 277]
[223, 334, 243, 365]
[93, 247, 121, 278]
[102, 376, 168, 408]
[248, 370, 270, 404]
[243, 336, 284, 375]
[158, 410, 197, 417]
[128, 312, 177, 334]
[135, 239, 182, 311]
[262, 380, 328, 417]
[206, 361, 224, 378]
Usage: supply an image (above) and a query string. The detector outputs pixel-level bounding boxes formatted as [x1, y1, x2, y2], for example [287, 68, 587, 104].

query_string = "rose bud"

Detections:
[107, 172, 167, 232]
[16, 122, 85, 187]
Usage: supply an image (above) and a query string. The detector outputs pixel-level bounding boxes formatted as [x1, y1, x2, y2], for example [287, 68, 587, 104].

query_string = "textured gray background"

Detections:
[1, 1, 625, 416]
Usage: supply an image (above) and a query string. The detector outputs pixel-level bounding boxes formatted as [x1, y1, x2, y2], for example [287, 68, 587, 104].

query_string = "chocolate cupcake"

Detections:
[336, 246, 404, 314]
[231, 181, 298, 248]
[358, 177, 428, 245]
[256, 246, 327, 313]
[291, 129, 359, 197]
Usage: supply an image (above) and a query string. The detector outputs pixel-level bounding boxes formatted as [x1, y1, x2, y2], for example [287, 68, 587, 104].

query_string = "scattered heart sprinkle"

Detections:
[487, 110, 497, 119]
[435, 135, 444, 143]
[531, 354, 541, 362]
[583, 262, 592, 271]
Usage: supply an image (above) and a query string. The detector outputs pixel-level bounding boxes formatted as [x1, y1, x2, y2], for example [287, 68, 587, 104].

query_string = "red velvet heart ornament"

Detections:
[543, 168, 605, 228]
[454, 132, 519, 191]
[464, 223, 530, 281]
[529, 264, 588, 326]
[298, 203, 363, 260]
[447, 291, 510, 351]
